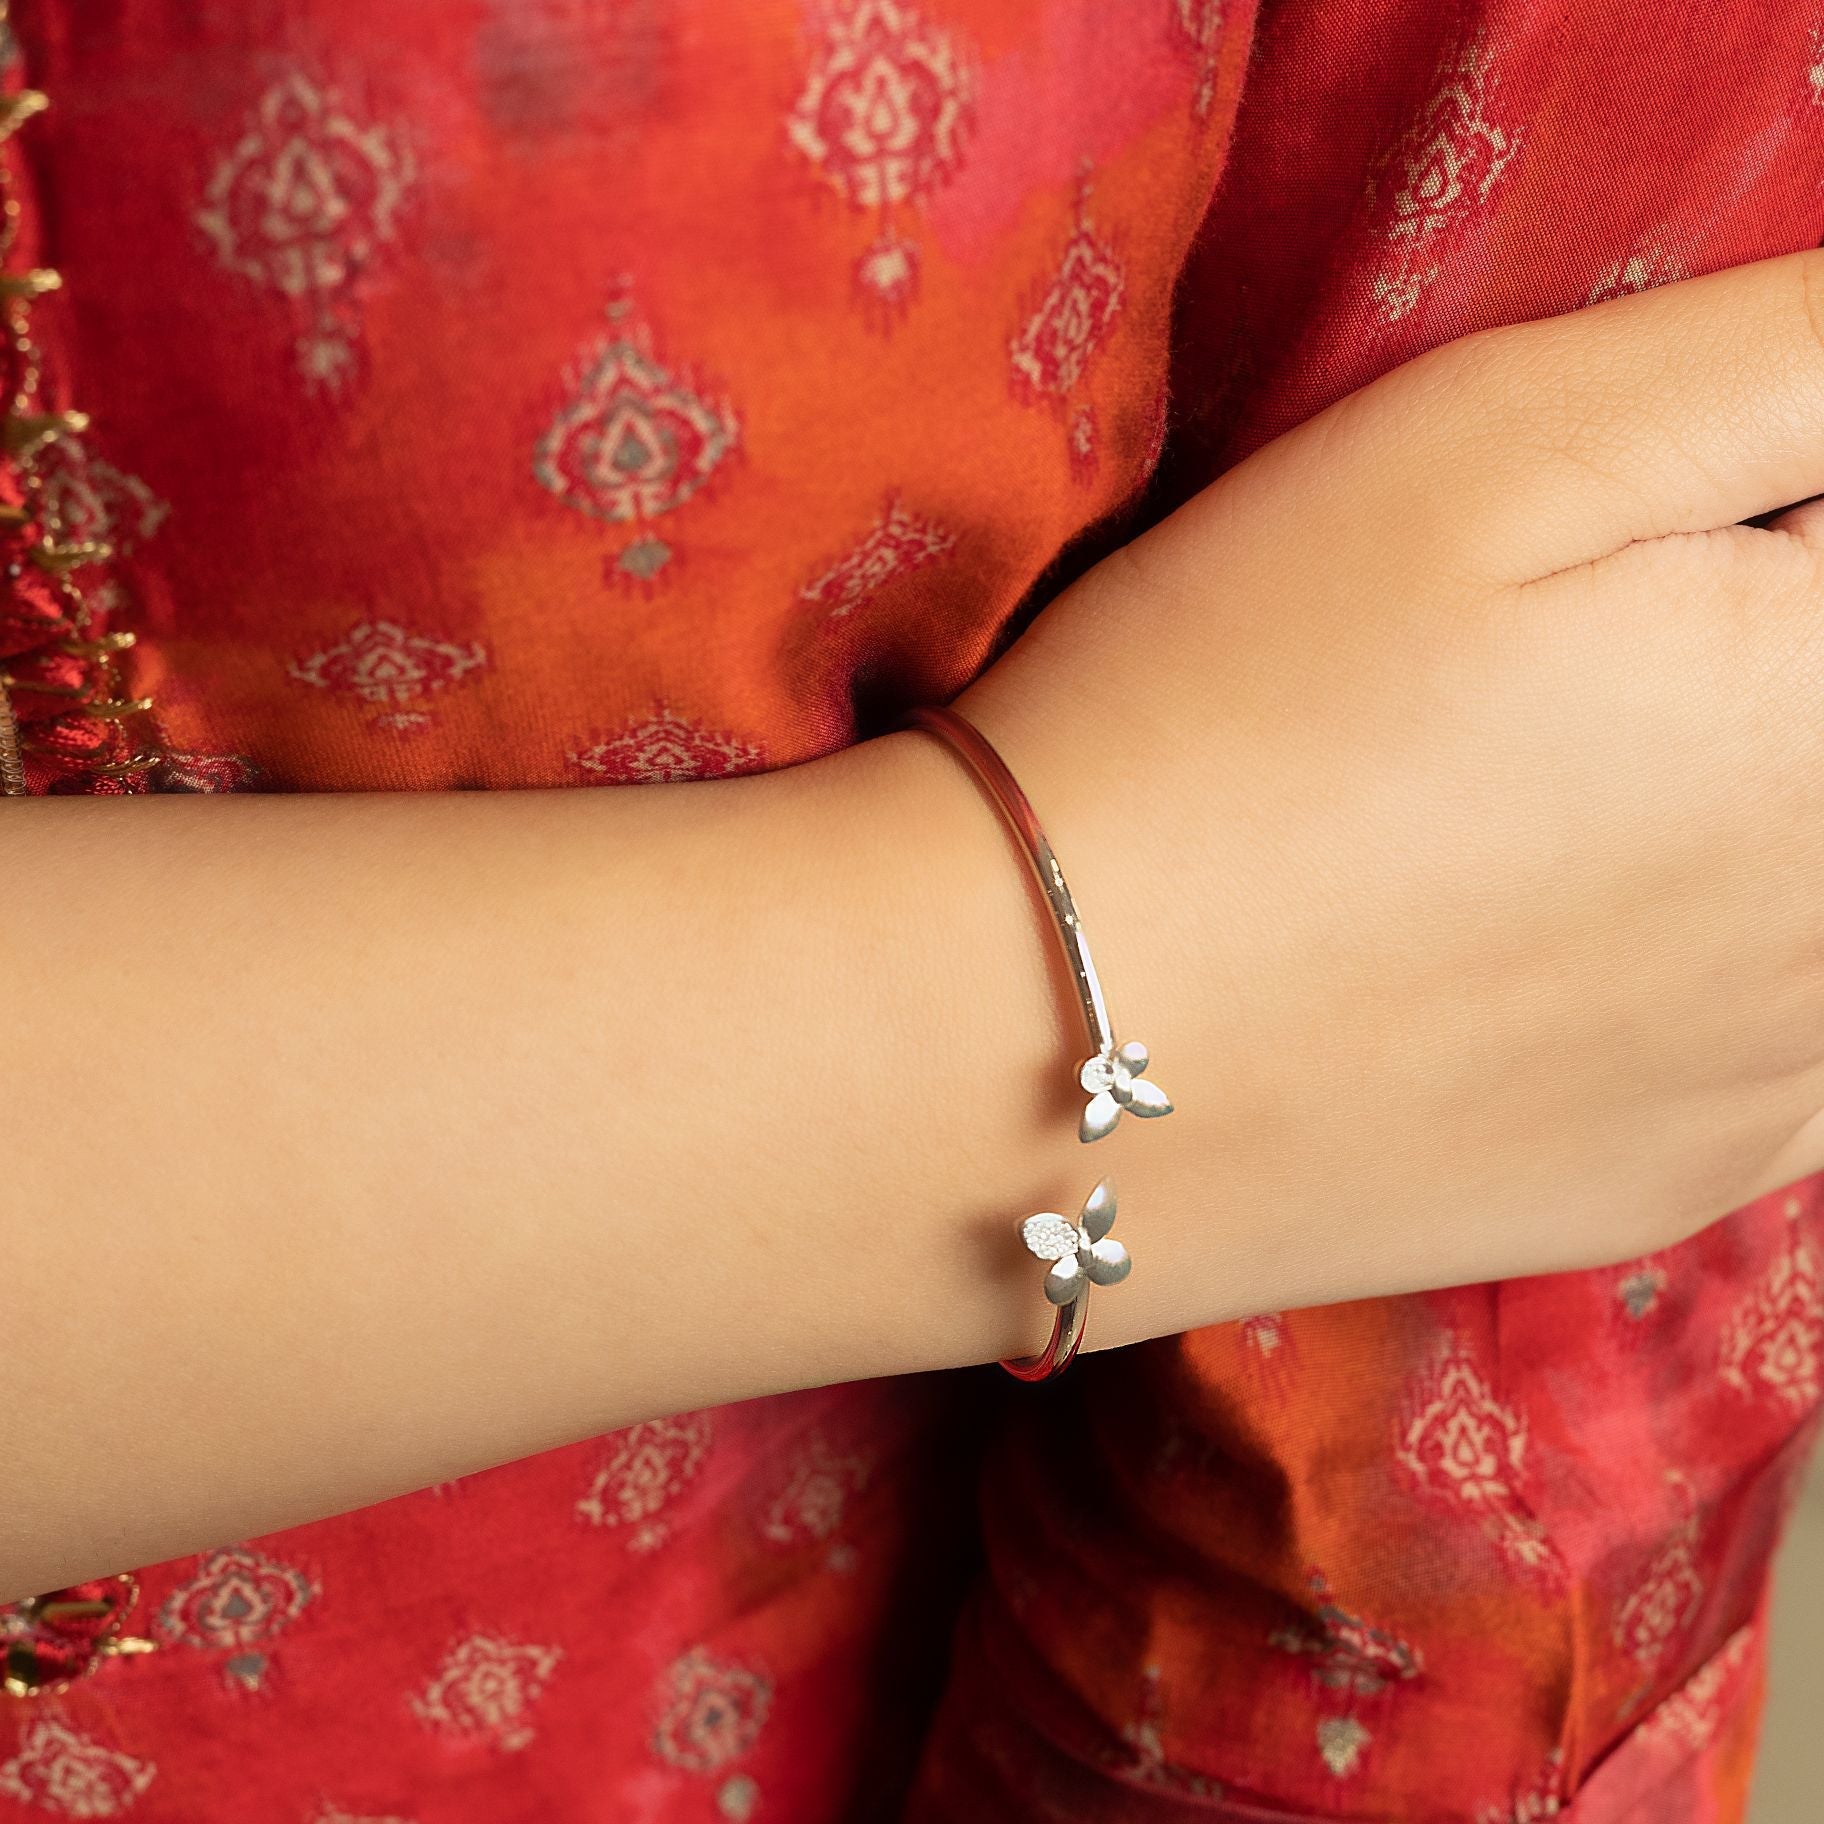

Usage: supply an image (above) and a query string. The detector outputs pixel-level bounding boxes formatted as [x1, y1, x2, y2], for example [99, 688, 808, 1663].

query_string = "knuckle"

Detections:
[1382, 322, 1512, 447]
[1327, 331, 1524, 567]
[1562, 527, 1822, 747]
[1384, 315, 1658, 567]
[1724, 530, 1824, 700]
[1421, 319, 1510, 394]
[1643, 527, 1798, 668]
[1667, 526, 1824, 829]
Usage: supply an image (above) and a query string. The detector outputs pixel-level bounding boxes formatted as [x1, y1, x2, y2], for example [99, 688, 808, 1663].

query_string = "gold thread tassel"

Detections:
[31, 537, 113, 573]
[3, 407, 89, 456]
[0, 266, 59, 299]
[0, 678, 25, 795]
[0, 89, 49, 142]
[59, 630, 137, 656]
[85, 750, 162, 777]
[0, 36, 166, 794]
[98, 1636, 158, 1661]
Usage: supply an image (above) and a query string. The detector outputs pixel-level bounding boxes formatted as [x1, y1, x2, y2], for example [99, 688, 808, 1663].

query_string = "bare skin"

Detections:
[10, 249, 1824, 1600]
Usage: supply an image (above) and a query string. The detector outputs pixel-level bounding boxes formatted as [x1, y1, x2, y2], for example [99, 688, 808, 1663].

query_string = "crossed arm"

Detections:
[13, 250, 1824, 1600]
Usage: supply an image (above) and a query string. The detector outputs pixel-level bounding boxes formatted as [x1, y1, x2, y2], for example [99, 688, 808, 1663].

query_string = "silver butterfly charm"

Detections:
[1018, 1176, 1131, 1307]
[1077, 1038, 1172, 1143]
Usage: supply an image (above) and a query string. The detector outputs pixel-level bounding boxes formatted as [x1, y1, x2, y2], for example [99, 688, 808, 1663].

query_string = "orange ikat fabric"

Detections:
[2, 2, 1822, 1821]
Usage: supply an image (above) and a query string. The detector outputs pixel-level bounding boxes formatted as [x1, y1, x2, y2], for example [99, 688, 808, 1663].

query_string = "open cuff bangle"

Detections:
[899, 701, 1173, 1381]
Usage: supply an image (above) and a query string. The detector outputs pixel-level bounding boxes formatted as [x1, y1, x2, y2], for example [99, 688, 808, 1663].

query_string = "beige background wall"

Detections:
[1751, 1453, 1823, 1819]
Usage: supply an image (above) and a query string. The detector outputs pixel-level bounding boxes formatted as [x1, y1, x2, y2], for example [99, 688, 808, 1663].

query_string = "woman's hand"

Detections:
[953, 246, 1824, 1343]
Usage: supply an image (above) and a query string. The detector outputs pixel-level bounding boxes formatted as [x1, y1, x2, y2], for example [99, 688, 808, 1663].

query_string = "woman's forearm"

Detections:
[19, 248, 1824, 1598]
[0, 707, 1264, 1599]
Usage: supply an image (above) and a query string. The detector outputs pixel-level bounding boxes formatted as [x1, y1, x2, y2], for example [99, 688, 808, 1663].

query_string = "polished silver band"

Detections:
[899, 702, 1173, 1381]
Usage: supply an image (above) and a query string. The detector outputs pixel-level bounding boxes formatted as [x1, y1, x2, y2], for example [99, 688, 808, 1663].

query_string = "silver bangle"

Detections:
[899, 702, 1173, 1381]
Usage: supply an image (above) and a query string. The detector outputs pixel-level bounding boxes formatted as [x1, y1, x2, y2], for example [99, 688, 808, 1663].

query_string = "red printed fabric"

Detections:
[2, 2, 1821, 1820]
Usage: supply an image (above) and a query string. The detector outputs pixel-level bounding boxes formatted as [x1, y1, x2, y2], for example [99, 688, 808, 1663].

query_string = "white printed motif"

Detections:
[1367, 40, 1522, 326]
[1011, 202, 1125, 399]
[1111, 1664, 1227, 1798]
[1172, 0, 1226, 119]
[715, 1775, 761, 1819]
[0, 1719, 156, 1818]
[288, 618, 487, 734]
[1316, 1715, 1371, 1778]
[756, 1430, 874, 1548]
[534, 299, 740, 586]
[1637, 1623, 1758, 1755]
[156, 1543, 318, 1691]
[1612, 1512, 1704, 1672]
[566, 704, 765, 784]
[1394, 1336, 1563, 1584]
[800, 496, 955, 619]
[1718, 1229, 1822, 1413]
[1010, 177, 1127, 482]
[1242, 1312, 1287, 1356]
[196, 71, 414, 390]
[1269, 1570, 1423, 1696]
[409, 1633, 563, 1752]
[1474, 1751, 1565, 1824]
[576, 1411, 715, 1552]
[650, 1646, 773, 1774]
[1586, 247, 1686, 305]
[787, 0, 977, 314]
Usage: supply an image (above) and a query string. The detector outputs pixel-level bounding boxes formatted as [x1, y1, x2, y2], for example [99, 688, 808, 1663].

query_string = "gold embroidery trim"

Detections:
[2, 1577, 158, 1698]
[0, 667, 24, 793]
[0, 4, 164, 1699]
[0, 2, 161, 795]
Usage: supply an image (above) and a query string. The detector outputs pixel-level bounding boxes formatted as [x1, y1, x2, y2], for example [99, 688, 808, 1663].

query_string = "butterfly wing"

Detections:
[1079, 1175, 1117, 1242]
[1085, 1238, 1131, 1286]
[1079, 1090, 1121, 1143]
[1124, 1077, 1173, 1118]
